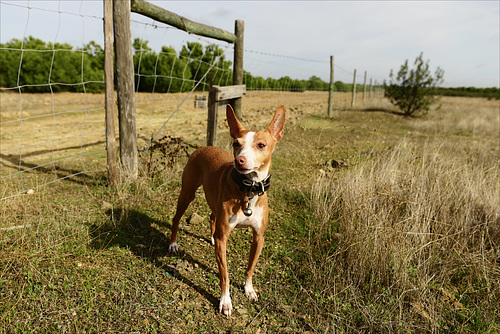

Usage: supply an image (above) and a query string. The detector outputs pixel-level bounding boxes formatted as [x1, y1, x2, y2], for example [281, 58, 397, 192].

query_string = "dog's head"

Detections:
[226, 105, 285, 181]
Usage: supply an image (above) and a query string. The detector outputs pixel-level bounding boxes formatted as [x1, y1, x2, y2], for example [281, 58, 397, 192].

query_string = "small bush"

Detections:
[384, 53, 444, 116]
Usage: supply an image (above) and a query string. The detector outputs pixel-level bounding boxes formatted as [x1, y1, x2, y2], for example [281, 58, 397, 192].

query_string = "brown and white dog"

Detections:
[168, 104, 285, 316]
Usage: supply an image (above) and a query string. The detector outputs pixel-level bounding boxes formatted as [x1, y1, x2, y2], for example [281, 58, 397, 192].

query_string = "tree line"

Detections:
[1, 37, 497, 99]
[435, 86, 499, 100]
[0, 36, 104, 93]
[0, 37, 338, 94]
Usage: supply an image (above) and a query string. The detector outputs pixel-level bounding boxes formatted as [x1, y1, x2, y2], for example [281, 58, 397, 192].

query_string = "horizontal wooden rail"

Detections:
[130, 0, 238, 43]
[214, 85, 246, 101]
[207, 84, 246, 146]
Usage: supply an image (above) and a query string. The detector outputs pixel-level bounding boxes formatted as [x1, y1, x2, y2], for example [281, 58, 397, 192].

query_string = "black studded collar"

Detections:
[230, 168, 271, 198]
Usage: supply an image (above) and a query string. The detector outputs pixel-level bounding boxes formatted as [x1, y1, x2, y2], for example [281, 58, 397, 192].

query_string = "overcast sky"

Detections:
[1, 0, 499, 88]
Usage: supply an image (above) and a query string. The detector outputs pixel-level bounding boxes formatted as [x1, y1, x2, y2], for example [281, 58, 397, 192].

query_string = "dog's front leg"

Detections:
[214, 227, 232, 316]
[244, 228, 265, 301]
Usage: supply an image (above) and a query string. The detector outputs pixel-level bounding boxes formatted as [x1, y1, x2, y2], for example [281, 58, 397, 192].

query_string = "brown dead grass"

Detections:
[0, 90, 337, 195]
[293, 97, 500, 332]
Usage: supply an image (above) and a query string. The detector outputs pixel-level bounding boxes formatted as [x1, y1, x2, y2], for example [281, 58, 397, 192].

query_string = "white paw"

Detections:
[211, 236, 215, 246]
[168, 242, 179, 253]
[244, 280, 258, 301]
[219, 293, 233, 316]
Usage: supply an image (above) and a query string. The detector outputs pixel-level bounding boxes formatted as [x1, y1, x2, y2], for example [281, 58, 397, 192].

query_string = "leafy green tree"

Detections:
[277, 76, 292, 90]
[244, 73, 270, 90]
[156, 46, 193, 93]
[179, 42, 232, 90]
[133, 38, 151, 56]
[14, 37, 53, 92]
[81, 41, 105, 93]
[0, 38, 23, 88]
[334, 81, 347, 92]
[133, 39, 156, 92]
[265, 78, 279, 90]
[132, 42, 194, 93]
[204, 44, 232, 87]
[0, 37, 104, 93]
[307, 76, 325, 91]
[290, 79, 306, 92]
[384, 52, 444, 116]
[51, 45, 81, 92]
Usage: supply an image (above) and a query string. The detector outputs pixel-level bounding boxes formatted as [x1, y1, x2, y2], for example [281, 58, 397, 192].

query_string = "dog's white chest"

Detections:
[229, 199, 264, 232]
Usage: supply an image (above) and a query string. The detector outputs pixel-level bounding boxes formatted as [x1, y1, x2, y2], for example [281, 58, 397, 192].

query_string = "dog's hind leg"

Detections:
[169, 169, 201, 253]
[210, 212, 216, 246]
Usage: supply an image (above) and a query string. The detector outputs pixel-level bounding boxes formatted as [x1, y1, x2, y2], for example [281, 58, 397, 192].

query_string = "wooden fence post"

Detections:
[103, 0, 117, 186]
[207, 78, 218, 147]
[351, 69, 357, 107]
[207, 84, 246, 146]
[231, 20, 244, 120]
[328, 55, 334, 118]
[363, 71, 367, 103]
[114, 0, 138, 178]
[369, 78, 373, 98]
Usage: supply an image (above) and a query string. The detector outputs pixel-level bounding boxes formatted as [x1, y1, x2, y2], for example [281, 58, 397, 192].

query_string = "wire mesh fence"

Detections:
[1, 1, 107, 199]
[1, 0, 381, 199]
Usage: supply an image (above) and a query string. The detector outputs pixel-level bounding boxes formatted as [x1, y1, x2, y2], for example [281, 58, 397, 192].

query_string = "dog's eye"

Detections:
[257, 143, 266, 149]
[233, 141, 241, 148]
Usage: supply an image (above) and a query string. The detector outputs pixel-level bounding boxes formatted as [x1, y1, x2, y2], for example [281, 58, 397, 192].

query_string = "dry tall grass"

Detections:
[306, 136, 499, 331]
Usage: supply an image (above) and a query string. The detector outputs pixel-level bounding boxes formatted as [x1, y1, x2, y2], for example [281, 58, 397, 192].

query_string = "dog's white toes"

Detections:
[245, 288, 258, 301]
[219, 295, 233, 316]
[244, 280, 258, 301]
[211, 236, 215, 246]
[222, 307, 232, 316]
[168, 242, 179, 253]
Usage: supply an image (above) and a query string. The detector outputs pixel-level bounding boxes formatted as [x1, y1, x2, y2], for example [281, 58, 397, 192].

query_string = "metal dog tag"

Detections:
[243, 207, 253, 217]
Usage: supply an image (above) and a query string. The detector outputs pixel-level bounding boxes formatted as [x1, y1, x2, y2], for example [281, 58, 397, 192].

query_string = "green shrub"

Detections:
[384, 53, 444, 116]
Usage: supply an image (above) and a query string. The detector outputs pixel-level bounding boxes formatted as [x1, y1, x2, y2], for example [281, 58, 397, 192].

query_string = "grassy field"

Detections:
[0, 92, 499, 332]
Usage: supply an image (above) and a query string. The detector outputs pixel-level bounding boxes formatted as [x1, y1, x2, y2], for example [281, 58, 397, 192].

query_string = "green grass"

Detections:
[1, 96, 499, 332]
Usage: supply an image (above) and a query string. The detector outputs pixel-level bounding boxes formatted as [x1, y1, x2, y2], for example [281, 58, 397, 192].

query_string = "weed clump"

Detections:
[139, 135, 198, 179]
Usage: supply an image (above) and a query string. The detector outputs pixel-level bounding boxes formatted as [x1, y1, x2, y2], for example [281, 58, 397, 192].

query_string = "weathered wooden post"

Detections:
[362, 71, 367, 104]
[207, 83, 246, 146]
[351, 69, 357, 107]
[128, 0, 241, 149]
[231, 20, 244, 120]
[369, 78, 373, 98]
[103, 0, 117, 186]
[207, 77, 218, 146]
[114, 0, 138, 178]
[328, 55, 334, 118]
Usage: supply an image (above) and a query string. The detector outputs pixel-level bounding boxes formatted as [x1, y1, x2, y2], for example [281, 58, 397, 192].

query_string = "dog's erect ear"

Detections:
[226, 104, 246, 138]
[266, 105, 285, 142]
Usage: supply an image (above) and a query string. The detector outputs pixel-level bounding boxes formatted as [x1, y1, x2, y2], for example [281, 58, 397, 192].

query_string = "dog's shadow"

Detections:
[88, 208, 219, 307]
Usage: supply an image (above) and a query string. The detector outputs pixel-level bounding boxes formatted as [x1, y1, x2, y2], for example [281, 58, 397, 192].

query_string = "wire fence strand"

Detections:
[1, 0, 385, 200]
